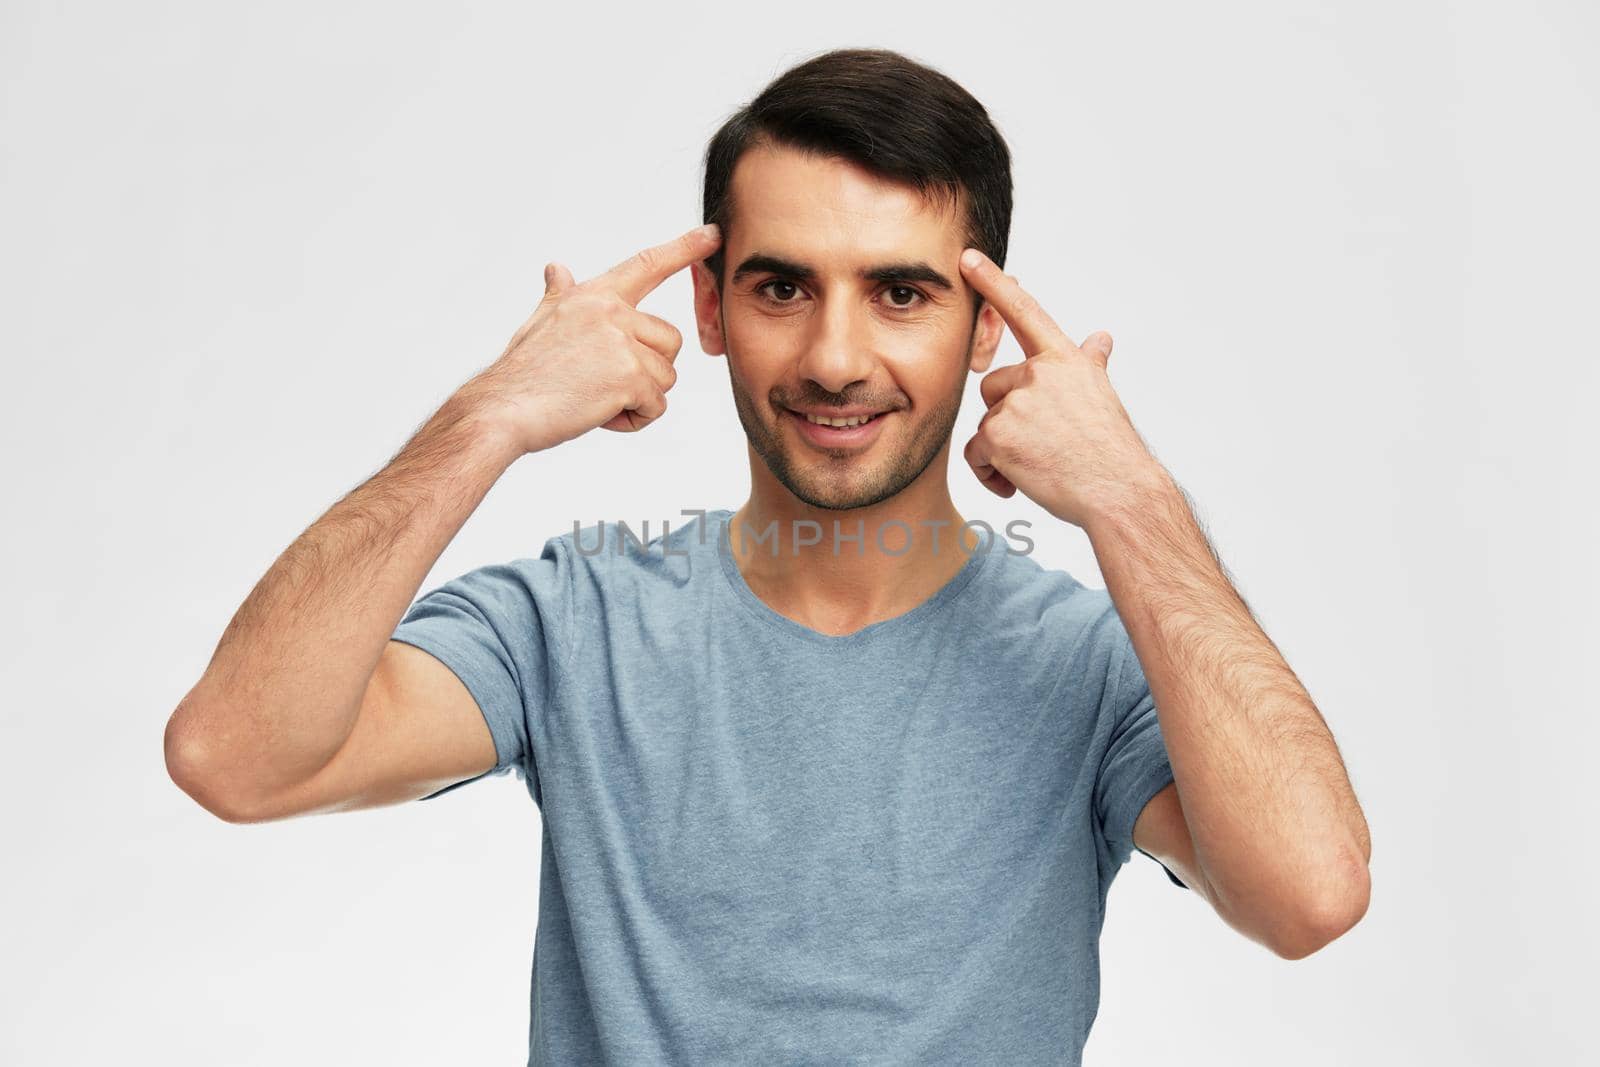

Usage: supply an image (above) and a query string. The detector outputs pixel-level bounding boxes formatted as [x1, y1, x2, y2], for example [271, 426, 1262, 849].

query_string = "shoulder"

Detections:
[972, 547, 1132, 675]
[979, 546, 1116, 632]
[543, 512, 721, 594]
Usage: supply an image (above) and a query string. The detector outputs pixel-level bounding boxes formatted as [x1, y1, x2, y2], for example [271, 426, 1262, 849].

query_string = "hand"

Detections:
[458, 223, 722, 456]
[958, 248, 1169, 530]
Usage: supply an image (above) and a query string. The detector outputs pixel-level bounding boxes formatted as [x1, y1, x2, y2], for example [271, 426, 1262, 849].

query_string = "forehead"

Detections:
[726, 142, 964, 261]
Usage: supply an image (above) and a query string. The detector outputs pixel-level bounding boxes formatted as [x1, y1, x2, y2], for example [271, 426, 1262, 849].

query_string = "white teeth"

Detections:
[804, 413, 876, 428]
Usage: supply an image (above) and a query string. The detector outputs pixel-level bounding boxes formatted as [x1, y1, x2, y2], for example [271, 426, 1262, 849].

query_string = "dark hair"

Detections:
[701, 48, 1012, 316]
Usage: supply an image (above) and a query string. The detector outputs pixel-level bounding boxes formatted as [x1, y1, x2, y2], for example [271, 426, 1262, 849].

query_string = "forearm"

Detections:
[166, 390, 518, 806]
[1084, 468, 1370, 938]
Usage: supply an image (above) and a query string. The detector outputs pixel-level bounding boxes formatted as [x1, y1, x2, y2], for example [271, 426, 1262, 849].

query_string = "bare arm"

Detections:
[956, 247, 1370, 960]
[1092, 473, 1371, 960]
[165, 223, 723, 822]
[163, 397, 519, 821]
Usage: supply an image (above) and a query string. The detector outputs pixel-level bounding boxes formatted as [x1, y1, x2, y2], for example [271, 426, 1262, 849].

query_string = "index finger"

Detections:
[599, 223, 723, 306]
[958, 248, 1070, 356]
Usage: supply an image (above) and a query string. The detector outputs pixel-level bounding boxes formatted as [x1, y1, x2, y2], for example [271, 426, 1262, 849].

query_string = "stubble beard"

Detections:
[722, 320, 972, 512]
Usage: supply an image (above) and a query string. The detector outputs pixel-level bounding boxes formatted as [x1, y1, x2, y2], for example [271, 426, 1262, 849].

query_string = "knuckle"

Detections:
[633, 246, 662, 275]
[972, 418, 995, 451]
[605, 343, 637, 383]
[987, 413, 1019, 455]
[606, 322, 633, 349]
[570, 289, 611, 321]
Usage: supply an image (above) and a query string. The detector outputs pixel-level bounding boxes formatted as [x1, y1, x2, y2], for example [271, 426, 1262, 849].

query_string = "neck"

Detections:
[727, 446, 982, 637]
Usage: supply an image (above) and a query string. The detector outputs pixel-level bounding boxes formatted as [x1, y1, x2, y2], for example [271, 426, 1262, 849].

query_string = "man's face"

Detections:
[692, 143, 1003, 511]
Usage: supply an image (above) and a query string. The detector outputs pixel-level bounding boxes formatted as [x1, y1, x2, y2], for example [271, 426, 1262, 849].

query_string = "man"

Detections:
[166, 47, 1370, 1065]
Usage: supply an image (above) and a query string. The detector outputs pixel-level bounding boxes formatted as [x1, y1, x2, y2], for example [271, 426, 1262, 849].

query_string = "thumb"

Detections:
[543, 261, 576, 296]
[1082, 331, 1113, 364]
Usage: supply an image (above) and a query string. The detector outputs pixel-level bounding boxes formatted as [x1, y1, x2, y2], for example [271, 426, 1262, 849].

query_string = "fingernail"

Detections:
[699, 223, 720, 240]
[961, 249, 982, 269]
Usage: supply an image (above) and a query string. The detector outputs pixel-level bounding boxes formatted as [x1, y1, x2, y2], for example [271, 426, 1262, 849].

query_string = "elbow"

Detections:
[1269, 853, 1372, 961]
[164, 701, 257, 825]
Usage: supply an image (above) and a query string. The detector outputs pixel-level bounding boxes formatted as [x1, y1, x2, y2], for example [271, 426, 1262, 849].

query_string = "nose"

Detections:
[794, 290, 876, 395]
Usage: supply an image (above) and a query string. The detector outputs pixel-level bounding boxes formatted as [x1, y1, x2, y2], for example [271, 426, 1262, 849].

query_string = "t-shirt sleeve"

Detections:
[1093, 608, 1188, 889]
[388, 538, 573, 802]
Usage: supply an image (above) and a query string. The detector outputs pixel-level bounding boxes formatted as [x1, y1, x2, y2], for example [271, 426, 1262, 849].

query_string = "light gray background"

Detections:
[3, 1, 1594, 1062]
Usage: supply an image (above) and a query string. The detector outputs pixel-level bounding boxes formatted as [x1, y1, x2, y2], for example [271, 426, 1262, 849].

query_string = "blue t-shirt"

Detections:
[391, 508, 1183, 1065]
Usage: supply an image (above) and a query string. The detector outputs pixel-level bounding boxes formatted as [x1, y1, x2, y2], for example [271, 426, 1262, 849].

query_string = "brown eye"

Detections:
[758, 280, 801, 302]
[885, 285, 924, 308]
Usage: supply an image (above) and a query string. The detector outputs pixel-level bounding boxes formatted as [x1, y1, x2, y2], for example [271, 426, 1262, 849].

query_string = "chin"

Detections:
[772, 453, 921, 512]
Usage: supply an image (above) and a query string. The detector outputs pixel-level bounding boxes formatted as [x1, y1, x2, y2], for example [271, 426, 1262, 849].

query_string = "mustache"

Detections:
[771, 386, 907, 412]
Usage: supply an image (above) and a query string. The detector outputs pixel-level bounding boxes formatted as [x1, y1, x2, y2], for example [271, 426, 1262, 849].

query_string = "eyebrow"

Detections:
[730, 252, 955, 291]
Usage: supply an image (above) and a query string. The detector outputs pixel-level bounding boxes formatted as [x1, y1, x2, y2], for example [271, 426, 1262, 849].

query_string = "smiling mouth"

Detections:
[783, 406, 895, 450]
[797, 411, 884, 428]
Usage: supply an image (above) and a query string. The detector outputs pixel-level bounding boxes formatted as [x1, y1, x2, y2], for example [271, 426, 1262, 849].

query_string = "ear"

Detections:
[690, 261, 727, 356]
[967, 301, 1005, 373]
